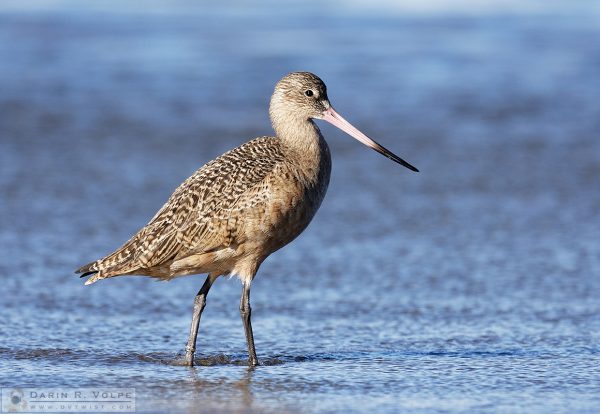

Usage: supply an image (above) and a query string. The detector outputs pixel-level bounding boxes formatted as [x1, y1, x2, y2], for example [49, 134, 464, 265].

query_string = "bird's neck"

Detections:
[274, 119, 330, 185]
[274, 117, 322, 152]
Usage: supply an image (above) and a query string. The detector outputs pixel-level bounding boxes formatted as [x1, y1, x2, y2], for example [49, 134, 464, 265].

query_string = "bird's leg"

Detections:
[240, 279, 259, 366]
[184, 273, 218, 366]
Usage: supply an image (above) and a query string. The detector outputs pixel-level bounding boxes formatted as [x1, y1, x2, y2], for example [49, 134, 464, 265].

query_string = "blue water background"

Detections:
[1, 1, 600, 412]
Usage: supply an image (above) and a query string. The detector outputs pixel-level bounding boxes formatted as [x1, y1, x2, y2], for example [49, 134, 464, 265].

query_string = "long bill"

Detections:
[320, 107, 419, 172]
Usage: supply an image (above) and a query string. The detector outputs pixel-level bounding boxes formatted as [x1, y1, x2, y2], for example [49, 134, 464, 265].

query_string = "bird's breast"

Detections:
[244, 138, 331, 257]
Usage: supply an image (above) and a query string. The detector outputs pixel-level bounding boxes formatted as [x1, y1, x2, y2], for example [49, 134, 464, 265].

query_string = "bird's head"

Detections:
[270, 72, 418, 172]
[270, 72, 331, 123]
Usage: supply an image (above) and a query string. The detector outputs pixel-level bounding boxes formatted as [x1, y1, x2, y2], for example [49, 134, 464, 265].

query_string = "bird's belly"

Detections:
[244, 176, 329, 259]
[172, 142, 332, 278]
[264, 194, 319, 250]
[170, 185, 325, 279]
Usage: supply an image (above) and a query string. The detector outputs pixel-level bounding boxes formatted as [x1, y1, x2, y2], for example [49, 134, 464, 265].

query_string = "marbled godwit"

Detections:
[76, 72, 418, 366]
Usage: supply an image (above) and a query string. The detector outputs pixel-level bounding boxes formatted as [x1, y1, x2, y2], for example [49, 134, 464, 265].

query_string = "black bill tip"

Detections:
[376, 147, 419, 172]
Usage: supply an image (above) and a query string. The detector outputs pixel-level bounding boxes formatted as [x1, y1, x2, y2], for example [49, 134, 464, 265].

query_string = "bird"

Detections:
[75, 72, 418, 367]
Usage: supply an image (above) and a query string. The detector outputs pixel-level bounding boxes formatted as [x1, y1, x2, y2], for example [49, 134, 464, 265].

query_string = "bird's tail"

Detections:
[75, 234, 142, 285]
[75, 261, 107, 285]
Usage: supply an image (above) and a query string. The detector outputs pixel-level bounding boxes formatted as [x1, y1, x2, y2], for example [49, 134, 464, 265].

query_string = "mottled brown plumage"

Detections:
[76, 135, 324, 284]
[75, 72, 417, 366]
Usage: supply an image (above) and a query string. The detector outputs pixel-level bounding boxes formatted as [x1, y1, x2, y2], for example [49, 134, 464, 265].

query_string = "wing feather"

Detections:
[84, 136, 285, 276]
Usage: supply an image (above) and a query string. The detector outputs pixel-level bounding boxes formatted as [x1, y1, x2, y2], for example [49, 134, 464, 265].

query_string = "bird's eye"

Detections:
[304, 90, 314, 97]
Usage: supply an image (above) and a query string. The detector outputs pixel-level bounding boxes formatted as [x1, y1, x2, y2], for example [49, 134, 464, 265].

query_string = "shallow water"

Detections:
[1, 1, 600, 413]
